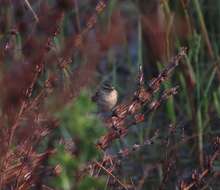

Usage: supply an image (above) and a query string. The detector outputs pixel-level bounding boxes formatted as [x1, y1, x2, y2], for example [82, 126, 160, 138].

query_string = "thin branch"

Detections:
[94, 161, 129, 190]
[24, 0, 39, 22]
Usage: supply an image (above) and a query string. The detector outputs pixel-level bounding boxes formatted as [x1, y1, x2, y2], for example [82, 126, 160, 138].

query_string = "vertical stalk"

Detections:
[197, 109, 204, 168]
[193, 0, 214, 59]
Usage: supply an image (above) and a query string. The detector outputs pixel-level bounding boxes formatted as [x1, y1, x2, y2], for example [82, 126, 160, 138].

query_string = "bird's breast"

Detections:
[105, 90, 118, 108]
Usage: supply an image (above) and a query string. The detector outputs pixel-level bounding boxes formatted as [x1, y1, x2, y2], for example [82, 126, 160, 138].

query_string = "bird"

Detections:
[92, 83, 118, 113]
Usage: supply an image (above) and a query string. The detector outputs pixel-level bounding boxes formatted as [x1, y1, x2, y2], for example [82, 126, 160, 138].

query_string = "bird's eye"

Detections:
[102, 83, 113, 90]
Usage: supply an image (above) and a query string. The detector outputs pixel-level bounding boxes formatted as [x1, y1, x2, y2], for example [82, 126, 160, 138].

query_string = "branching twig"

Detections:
[97, 48, 187, 150]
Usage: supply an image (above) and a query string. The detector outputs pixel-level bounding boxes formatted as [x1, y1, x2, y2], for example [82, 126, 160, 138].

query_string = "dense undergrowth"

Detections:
[0, 0, 220, 189]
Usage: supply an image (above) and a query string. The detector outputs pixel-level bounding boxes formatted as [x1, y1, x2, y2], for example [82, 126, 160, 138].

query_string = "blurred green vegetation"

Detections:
[50, 92, 105, 190]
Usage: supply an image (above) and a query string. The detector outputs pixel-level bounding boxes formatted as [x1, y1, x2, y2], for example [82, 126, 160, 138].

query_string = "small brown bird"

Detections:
[92, 83, 118, 112]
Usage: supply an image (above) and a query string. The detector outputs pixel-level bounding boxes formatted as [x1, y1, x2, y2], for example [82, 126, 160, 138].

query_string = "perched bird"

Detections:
[92, 83, 118, 112]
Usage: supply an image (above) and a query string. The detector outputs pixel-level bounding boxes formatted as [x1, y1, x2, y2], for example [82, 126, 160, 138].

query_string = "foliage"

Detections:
[0, 0, 220, 190]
